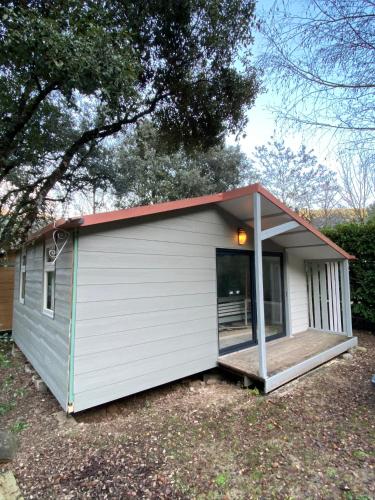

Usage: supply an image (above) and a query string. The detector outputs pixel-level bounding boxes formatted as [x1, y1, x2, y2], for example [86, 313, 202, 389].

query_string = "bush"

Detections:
[323, 222, 375, 325]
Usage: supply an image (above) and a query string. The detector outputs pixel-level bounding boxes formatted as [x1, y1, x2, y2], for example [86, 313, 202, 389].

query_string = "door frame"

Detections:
[216, 248, 286, 355]
[262, 251, 287, 343]
[216, 248, 256, 355]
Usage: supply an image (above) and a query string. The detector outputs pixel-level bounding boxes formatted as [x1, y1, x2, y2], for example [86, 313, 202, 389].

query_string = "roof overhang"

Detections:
[26, 217, 83, 244]
[26, 184, 355, 260]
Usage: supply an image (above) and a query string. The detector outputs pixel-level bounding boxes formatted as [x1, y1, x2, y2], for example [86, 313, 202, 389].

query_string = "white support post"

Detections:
[283, 249, 292, 336]
[341, 260, 353, 337]
[253, 192, 267, 379]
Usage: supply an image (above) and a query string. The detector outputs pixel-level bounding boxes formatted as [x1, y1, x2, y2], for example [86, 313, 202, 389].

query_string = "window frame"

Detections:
[43, 241, 56, 318]
[19, 246, 27, 304]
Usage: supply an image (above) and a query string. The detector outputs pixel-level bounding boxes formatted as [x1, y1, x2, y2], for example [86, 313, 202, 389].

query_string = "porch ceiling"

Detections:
[218, 193, 345, 260]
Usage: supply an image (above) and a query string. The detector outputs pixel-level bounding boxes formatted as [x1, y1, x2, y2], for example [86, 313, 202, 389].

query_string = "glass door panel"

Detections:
[262, 255, 284, 339]
[217, 251, 254, 352]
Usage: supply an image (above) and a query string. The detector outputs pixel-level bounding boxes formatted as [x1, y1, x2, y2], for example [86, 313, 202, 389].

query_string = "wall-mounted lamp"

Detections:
[238, 228, 247, 245]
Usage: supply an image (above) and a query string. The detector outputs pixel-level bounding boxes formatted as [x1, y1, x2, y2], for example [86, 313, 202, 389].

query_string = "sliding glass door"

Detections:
[217, 250, 285, 354]
[217, 250, 254, 353]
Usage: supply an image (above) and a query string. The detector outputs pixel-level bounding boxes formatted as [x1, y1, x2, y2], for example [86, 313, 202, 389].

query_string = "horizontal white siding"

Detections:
[77, 280, 215, 303]
[77, 267, 215, 285]
[73, 207, 252, 411]
[287, 254, 309, 334]
[76, 304, 216, 338]
[76, 293, 215, 322]
[12, 240, 72, 410]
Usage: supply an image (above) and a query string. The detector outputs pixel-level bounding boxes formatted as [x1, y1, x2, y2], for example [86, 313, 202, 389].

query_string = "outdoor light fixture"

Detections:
[238, 228, 247, 245]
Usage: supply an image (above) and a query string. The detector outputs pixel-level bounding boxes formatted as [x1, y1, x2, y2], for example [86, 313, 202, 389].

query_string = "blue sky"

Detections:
[228, 0, 341, 171]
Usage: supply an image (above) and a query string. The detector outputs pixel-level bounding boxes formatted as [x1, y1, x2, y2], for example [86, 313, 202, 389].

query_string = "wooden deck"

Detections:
[218, 329, 357, 392]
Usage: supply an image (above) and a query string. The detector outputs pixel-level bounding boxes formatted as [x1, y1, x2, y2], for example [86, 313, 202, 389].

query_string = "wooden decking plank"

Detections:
[218, 329, 348, 379]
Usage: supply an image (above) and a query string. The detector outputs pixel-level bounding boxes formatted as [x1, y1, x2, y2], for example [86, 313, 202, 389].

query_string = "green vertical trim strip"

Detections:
[68, 229, 79, 406]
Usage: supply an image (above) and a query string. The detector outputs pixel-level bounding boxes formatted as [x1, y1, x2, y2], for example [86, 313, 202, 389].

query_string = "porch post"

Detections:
[283, 249, 292, 337]
[253, 192, 267, 379]
[341, 259, 353, 337]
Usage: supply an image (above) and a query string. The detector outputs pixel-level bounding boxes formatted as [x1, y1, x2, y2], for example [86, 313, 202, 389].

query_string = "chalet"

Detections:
[12, 184, 357, 412]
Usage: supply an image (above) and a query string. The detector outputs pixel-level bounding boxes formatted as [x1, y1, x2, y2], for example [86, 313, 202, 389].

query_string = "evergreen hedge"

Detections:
[323, 222, 375, 326]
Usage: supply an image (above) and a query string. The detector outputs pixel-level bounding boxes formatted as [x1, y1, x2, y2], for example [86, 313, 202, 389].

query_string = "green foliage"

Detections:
[72, 143, 117, 214]
[112, 122, 257, 206]
[352, 450, 369, 461]
[15, 387, 27, 398]
[0, 351, 11, 368]
[326, 467, 337, 479]
[344, 495, 371, 500]
[10, 420, 29, 434]
[2, 374, 13, 389]
[323, 222, 375, 323]
[0, 401, 15, 416]
[214, 472, 229, 488]
[0, 0, 259, 247]
[248, 387, 260, 396]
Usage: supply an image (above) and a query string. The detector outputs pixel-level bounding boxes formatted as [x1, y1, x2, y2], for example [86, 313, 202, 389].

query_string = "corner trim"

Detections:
[68, 229, 79, 409]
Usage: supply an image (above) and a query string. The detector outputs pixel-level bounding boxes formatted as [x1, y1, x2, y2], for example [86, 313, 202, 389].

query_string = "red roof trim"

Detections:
[27, 183, 354, 260]
[26, 218, 82, 243]
[79, 184, 258, 228]
[257, 185, 355, 260]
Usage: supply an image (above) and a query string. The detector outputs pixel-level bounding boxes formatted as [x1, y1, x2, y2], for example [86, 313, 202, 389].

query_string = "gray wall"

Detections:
[73, 206, 280, 411]
[12, 238, 72, 410]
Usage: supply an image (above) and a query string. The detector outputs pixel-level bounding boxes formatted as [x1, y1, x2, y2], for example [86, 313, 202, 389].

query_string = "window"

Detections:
[19, 247, 26, 304]
[43, 243, 56, 317]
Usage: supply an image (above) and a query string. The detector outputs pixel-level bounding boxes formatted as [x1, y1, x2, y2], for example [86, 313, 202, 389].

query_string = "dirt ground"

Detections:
[1, 331, 374, 499]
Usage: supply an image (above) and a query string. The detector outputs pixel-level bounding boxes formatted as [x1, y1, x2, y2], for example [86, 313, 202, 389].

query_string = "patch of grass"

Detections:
[10, 420, 29, 433]
[248, 387, 260, 396]
[344, 493, 371, 500]
[0, 401, 15, 416]
[214, 472, 229, 488]
[244, 401, 264, 425]
[0, 351, 11, 368]
[352, 450, 369, 460]
[115, 433, 131, 445]
[267, 423, 275, 430]
[326, 467, 337, 479]
[250, 469, 263, 481]
[15, 387, 27, 398]
[246, 411, 258, 424]
[2, 374, 13, 389]
[172, 474, 197, 496]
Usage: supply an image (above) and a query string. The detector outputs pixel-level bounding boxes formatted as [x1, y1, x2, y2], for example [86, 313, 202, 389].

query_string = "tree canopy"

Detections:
[251, 138, 340, 217]
[112, 122, 256, 207]
[0, 0, 259, 247]
[258, 0, 375, 151]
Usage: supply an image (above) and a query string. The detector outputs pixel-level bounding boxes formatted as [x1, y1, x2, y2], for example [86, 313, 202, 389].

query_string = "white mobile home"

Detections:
[12, 184, 357, 412]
